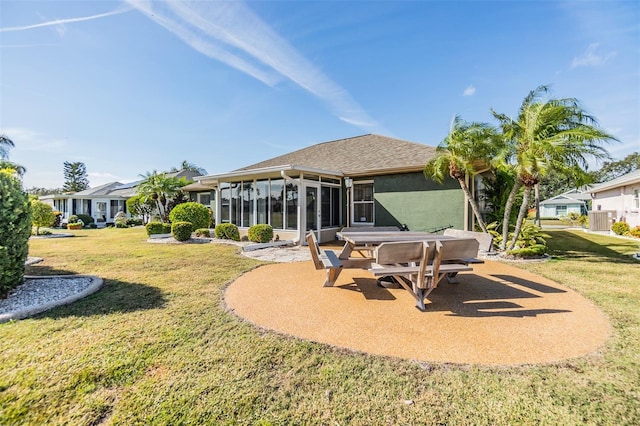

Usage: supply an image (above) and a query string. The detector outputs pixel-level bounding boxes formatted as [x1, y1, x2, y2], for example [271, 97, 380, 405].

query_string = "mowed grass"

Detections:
[1, 227, 639, 425]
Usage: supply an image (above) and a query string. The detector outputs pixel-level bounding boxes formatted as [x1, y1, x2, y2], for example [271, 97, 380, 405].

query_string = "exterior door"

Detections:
[305, 184, 320, 237]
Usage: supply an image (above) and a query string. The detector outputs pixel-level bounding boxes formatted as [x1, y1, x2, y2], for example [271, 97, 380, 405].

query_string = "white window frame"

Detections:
[351, 180, 374, 225]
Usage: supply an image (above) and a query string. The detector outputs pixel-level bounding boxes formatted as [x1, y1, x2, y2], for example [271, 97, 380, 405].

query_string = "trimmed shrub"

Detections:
[146, 221, 171, 236]
[612, 221, 630, 235]
[31, 200, 56, 235]
[172, 221, 193, 242]
[169, 202, 211, 231]
[630, 226, 640, 238]
[507, 244, 547, 258]
[194, 228, 211, 238]
[0, 170, 32, 298]
[248, 224, 273, 243]
[68, 215, 79, 224]
[215, 223, 240, 241]
[126, 218, 144, 227]
[77, 214, 94, 226]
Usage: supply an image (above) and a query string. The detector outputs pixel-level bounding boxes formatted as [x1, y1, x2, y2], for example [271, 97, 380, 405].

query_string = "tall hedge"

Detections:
[0, 170, 32, 297]
[169, 202, 211, 231]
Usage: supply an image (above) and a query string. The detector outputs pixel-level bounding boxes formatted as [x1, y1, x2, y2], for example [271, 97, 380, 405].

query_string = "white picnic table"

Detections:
[335, 230, 460, 260]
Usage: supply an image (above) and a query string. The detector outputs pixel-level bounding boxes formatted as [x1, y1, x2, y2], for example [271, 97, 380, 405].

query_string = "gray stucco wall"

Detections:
[372, 172, 465, 231]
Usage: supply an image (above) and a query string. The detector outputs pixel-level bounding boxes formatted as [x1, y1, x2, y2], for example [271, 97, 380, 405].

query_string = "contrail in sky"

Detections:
[0, 5, 133, 32]
[126, 0, 385, 133]
[2, 0, 384, 133]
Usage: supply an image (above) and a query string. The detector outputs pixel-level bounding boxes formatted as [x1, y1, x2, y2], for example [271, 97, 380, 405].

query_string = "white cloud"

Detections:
[126, 0, 385, 133]
[2, 127, 68, 152]
[463, 85, 476, 96]
[571, 43, 617, 68]
[0, 5, 132, 33]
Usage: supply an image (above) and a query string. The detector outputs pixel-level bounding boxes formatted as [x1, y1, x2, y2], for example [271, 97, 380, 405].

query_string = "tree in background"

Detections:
[62, 161, 90, 192]
[31, 200, 56, 236]
[25, 187, 63, 196]
[0, 133, 15, 159]
[136, 171, 188, 222]
[126, 194, 155, 225]
[590, 152, 640, 183]
[0, 134, 27, 177]
[492, 85, 616, 250]
[424, 116, 501, 233]
[170, 160, 207, 176]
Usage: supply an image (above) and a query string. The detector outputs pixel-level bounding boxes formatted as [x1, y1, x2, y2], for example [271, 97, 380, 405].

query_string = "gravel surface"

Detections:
[0, 275, 103, 322]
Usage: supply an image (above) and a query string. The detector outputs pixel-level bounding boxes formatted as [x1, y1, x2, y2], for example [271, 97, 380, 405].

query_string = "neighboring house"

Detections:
[589, 169, 640, 228]
[184, 134, 482, 243]
[39, 170, 200, 225]
[539, 189, 591, 219]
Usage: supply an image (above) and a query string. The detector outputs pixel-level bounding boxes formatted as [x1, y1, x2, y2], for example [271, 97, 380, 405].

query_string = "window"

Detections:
[634, 189, 639, 209]
[256, 180, 269, 224]
[220, 183, 230, 223]
[110, 200, 125, 219]
[352, 181, 374, 224]
[285, 182, 298, 230]
[242, 182, 254, 227]
[555, 205, 567, 217]
[270, 179, 284, 229]
[321, 186, 340, 228]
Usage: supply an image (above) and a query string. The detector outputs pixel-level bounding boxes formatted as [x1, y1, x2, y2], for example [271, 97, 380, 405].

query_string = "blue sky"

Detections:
[1, 0, 638, 189]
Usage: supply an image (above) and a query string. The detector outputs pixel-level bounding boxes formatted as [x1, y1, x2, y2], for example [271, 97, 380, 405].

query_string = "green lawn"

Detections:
[1, 227, 639, 425]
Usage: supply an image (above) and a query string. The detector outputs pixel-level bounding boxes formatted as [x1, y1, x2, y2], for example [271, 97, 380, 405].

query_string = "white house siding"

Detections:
[540, 204, 583, 219]
[592, 186, 640, 228]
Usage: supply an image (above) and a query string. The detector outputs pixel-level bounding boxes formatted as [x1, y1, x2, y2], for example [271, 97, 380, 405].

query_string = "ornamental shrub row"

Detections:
[0, 170, 31, 298]
[248, 224, 273, 243]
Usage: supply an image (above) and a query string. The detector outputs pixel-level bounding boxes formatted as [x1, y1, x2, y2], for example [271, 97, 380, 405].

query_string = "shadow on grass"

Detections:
[24, 265, 167, 319]
[547, 231, 640, 264]
[42, 279, 168, 319]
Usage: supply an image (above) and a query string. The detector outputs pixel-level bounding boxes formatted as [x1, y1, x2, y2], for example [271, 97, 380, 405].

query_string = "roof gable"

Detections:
[235, 134, 437, 176]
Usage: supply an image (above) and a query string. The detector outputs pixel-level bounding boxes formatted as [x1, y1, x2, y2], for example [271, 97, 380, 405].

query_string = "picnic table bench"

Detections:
[369, 238, 482, 310]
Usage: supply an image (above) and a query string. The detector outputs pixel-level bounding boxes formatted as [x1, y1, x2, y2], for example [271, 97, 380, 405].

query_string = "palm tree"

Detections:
[492, 85, 617, 250]
[0, 134, 15, 159]
[170, 161, 207, 176]
[136, 171, 187, 222]
[0, 160, 27, 177]
[424, 116, 501, 233]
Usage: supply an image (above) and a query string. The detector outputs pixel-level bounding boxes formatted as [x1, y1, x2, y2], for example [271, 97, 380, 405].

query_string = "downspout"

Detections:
[281, 170, 302, 244]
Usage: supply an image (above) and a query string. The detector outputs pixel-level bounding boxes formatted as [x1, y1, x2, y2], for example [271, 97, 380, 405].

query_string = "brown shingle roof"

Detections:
[235, 134, 437, 176]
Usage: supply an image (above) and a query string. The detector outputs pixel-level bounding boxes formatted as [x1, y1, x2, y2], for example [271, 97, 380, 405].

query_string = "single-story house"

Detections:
[590, 169, 640, 228]
[539, 189, 591, 218]
[39, 170, 200, 225]
[184, 134, 484, 243]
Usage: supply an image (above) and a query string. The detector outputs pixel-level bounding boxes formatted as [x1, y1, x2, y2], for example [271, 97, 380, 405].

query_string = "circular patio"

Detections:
[225, 259, 610, 366]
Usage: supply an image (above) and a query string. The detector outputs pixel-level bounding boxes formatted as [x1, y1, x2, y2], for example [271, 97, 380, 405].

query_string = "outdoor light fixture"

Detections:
[344, 177, 353, 188]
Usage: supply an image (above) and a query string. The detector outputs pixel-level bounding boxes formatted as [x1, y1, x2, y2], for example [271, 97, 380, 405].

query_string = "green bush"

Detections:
[127, 218, 144, 227]
[611, 221, 630, 235]
[169, 202, 211, 231]
[77, 214, 94, 226]
[0, 170, 32, 298]
[215, 223, 240, 241]
[630, 226, 640, 238]
[507, 244, 547, 258]
[68, 215, 79, 224]
[172, 221, 193, 242]
[194, 228, 211, 238]
[248, 224, 273, 243]
[146, 221, 171, 236]
[31, 200, 56, 236]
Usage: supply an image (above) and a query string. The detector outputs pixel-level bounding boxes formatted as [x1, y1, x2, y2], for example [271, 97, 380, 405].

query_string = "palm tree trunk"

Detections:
[508, 186, 532, 251]
[457, 177, 488, 233]
[500, 180, 522, 250]
[534, 183, 541, 227]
